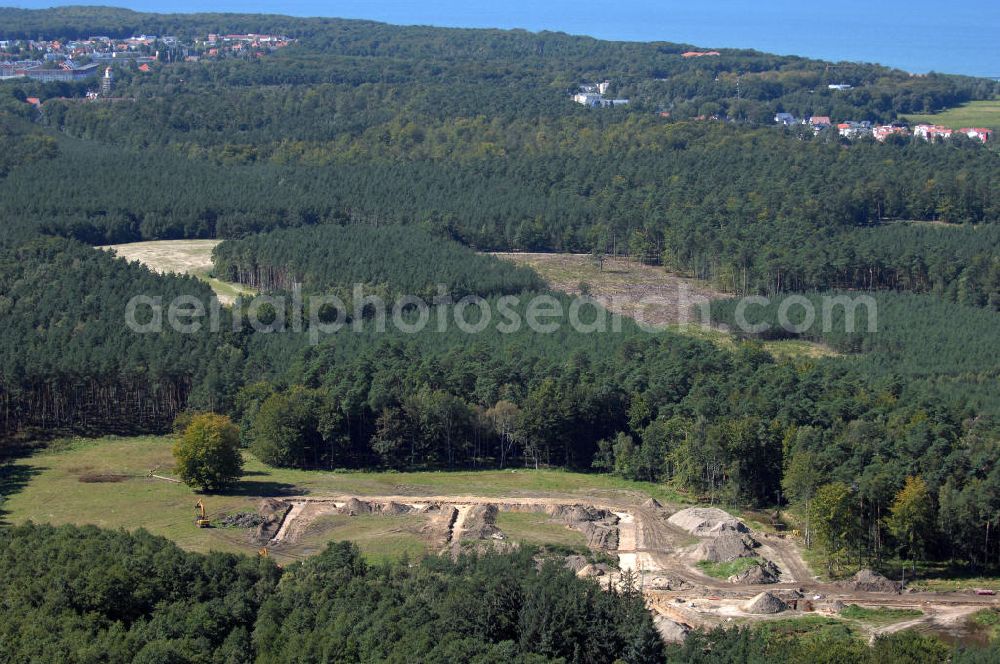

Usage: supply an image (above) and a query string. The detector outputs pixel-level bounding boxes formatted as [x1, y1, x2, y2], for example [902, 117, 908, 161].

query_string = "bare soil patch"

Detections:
[77, 473, 129, 483]
[492, 252, 723, 327]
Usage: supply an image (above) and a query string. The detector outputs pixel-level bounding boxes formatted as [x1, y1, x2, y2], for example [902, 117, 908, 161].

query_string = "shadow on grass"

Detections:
[211, 479, 300, 498]
[0, 463, 42, 524]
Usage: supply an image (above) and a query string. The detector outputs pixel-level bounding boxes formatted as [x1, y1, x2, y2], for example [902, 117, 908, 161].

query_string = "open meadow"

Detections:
[902, 99, 1000, 130]
[1, 435, 683, 563]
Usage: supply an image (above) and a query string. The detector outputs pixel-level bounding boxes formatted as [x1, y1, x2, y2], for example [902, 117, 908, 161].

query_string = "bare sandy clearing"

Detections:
[493, 252, 723, 327]
[100, 239, 254, 305]
[102, 239, 221, 274]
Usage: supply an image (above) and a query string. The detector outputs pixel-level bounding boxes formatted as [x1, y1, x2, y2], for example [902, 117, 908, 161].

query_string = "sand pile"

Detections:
[642, 497, 663, 510]
[668, 507, 748, 536]
[842, 569, 900, 593]
[695, 532, 758, 562]
[743, 591, 788, 614]
[337, 498, 374, 516]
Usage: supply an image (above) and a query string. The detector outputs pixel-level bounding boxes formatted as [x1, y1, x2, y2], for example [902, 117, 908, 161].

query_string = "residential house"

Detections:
[873, 124, 910, 142]
[837, 121, 873, 139]
[914, 124, 953, 141]
[774, 112, 797, 126]
[808, 116, 832, 132]
[961, 128, 993, 142]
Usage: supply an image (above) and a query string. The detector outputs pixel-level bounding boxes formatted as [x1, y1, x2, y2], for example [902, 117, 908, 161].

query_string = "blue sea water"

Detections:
[6, 0, 1000, 78]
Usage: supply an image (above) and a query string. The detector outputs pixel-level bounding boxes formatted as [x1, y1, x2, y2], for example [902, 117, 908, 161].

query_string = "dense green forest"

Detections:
[2, 6, 999, 305]
[212, 225, 543, 297]
[0, 238, 239, 439]
[2, 524, 995, 663]
[1, 5, 998, 581]
[0, 523, 660, 663]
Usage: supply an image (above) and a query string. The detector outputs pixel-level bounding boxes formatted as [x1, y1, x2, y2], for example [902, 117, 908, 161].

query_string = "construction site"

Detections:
[222, 491, 1000, 645]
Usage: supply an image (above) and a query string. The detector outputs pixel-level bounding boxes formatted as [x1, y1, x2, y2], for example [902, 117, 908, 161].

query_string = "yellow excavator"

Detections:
[195, 500, 212, 528]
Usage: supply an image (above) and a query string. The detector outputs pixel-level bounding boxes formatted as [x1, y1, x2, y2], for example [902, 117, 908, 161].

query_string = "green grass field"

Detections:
[496, 511, 588, 549]
[902, 100, 1000, 131]
[840, 605, 923, 624]
[696, 557, 762, 579]
[1, 435, 679, 562]
[281, 513, 430, 562]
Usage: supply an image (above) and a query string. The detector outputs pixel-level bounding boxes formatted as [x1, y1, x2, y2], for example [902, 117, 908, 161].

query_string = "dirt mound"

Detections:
[547, 504, 617, 524]
[564, 555, 589, 572]
[422, 505, 458, 545]
[338, 498, 373, 516]
[642, 497, 663, 510]
[655, 617, 690, 644]
[695, 532, 758, 562]
[668, 507, 748, 536]
[253, 499, 291, 543]
[743, 591, 788, 614]
[380, 501, 413, 515]
[842, 569, 900, 593]
[547, 504, 620, 550]
[219, 512, 265, 528]
[578, 521, 619, 550]
[728, 560, 780, 585]
[461, 504, 505, 540]
[577, 564, 608, 578]
[78, 473, 128, 483]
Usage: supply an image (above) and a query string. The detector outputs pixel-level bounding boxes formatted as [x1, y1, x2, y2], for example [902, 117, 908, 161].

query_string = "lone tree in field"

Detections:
[174, 413, 244, 491]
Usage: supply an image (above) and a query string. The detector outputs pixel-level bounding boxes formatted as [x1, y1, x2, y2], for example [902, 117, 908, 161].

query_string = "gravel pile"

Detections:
[842, 569, 900, 593]
[668, 507, 749, 536]
[695, 532, 758, 562]
[743, 591, 788, 614]
[728, 560, 780, 585]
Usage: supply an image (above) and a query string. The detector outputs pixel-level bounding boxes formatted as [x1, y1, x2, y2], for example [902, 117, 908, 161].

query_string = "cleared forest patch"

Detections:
[100, 240, 254, 304]
[492, 252, 723, 327]
[496, 252, 837, 358]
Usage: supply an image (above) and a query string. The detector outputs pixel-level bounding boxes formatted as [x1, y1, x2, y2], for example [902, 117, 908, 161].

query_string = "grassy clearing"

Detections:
[496, 511, 588, 549]
[696, 557, 761, 579]
[968, 609, 1000, 642]
[1, 435, 677, 561]
[493, 252, 835, 359]
[754, 615, 856, 642]
[666, 321, 838, 360]
[283, 513, 429, 563]
[908, 575, 1000, 593]
[902, 100, 1000, 131]
[840, 605, 922, 624]
[100, 240, 254, 304]
[492, 252, 723, 327]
